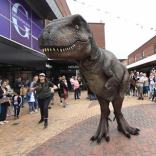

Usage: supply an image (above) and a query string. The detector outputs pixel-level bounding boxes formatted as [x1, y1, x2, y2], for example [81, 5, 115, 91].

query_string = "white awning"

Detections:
[126, 54, 156, 69]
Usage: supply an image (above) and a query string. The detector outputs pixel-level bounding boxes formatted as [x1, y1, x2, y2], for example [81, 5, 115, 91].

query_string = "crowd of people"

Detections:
[1, 67, 156, 126]
[0, 74, 85, 126]
[127, 68, 156, 102]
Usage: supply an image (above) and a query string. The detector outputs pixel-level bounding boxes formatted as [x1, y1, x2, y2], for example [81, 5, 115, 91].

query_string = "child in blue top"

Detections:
[27, 88, 35, 114]
[12, 90, 22, 119]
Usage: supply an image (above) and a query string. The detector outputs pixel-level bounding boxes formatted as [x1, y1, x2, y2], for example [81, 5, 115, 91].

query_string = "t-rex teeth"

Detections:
[53, 48, 55, 51]
[50, 48, 52, 51]
[60, 49, 62, 52]
[62, 48, 64, 52]
[44, 48, 47, 52]
[47, 48, 49, 52]
[73, 44, 75, 47]
[42, 49, 44, 52]
[57, 48, 59, 51]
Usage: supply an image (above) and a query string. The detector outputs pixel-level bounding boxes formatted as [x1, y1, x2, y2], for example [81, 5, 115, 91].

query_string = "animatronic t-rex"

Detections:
[38, 14, 140, 143]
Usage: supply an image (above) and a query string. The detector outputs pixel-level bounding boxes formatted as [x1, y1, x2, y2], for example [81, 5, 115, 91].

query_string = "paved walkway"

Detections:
[0, 91, 156, 156]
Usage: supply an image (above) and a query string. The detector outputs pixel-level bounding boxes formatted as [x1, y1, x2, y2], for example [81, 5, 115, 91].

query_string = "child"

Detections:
[12, 90, 22, 119]
[27, 88, 35, 114]
[152, 82, 156, 103]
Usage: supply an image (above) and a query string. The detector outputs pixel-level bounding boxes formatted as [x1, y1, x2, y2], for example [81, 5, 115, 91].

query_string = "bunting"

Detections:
[72, 0, 156, 31]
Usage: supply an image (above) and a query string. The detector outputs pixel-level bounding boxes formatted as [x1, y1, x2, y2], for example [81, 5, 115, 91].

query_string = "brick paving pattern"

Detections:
[0, 91, 156, 156]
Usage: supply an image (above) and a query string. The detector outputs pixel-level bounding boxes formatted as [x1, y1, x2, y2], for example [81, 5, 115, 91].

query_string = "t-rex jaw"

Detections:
[42, 44, 76, 53]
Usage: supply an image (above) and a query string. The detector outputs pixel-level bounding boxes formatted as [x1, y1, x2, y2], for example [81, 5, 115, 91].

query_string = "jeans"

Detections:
[34, 98, 38, 109]
[78, 88, 81, 97]
[38, 97, 51, 119]
[89, 94, 96, 100]
[74, 88, 79, 99]
[28, 102, 34, 112]
[71, 84, 74, 91]
[13, 105, 20, 117]
[126, 87, 130, 96]
[149, 84, 154, 98]
[21, 95, 24, 107]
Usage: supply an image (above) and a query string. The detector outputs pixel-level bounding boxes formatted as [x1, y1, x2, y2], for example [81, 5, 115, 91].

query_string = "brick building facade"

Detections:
[128, 36, 156, 65]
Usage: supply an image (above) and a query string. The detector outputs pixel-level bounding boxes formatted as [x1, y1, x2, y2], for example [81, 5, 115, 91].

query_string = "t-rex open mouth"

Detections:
[41, 43, 76, 53]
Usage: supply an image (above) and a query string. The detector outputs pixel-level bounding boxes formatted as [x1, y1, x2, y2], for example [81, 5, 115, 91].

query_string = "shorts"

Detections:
[139, 86, 143, 93]
[60, 93, 68, 98]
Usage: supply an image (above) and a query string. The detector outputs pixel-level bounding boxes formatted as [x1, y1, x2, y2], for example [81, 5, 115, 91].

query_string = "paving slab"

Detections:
[0, 91, 155, 156]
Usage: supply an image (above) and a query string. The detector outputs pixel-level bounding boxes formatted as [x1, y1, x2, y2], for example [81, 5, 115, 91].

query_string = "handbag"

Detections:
[0, 97, 9, 104]
[20, 87, 27, 95]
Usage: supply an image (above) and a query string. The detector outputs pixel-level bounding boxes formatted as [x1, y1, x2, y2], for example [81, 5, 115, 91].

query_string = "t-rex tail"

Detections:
[130, 78, 140, 93]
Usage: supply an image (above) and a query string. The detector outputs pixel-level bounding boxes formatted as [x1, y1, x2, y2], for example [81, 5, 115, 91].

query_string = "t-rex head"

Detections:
[38, 14, 95, 60]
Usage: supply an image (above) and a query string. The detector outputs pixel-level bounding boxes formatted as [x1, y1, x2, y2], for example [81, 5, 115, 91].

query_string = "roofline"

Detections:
[128, 35, 156, 57]
[88, 23, 105, 25]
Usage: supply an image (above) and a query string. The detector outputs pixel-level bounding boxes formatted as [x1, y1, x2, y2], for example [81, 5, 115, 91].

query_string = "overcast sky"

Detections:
[66, 0, 156, 59]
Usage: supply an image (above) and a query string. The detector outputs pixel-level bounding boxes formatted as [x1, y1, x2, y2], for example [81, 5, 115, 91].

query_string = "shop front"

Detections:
[0, 0, 57, 85]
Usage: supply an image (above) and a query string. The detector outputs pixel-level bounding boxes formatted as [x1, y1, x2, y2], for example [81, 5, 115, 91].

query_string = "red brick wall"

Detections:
[55, 0, 71, 16]
[89, 23, 105, 48]
[128, 36, 156, 65]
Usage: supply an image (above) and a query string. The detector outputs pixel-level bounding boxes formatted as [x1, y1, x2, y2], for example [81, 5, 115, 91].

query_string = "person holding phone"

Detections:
[0, 80, 12, 124]
[30, 73, 56, 127]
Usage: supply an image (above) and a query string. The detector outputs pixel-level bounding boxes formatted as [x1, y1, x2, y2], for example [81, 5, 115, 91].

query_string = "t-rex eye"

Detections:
[75, 25, 79, 29]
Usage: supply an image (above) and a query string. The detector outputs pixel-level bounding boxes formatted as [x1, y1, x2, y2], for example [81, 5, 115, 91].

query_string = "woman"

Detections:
[0, 80, 12, 124]
[143, 73, 149, 97]
[30, 73, 56, 127]
[149, 73, 154, 100]
[60, 77, 68, 108]
[30, 75, 38, 112]
[73, 77, 80, 100]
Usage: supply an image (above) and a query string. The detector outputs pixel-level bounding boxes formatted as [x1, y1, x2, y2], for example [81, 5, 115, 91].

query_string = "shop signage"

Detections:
[46, 63, 53, 69]
[0, 0, 44, 53]
[12, 3, 30, 39]
[68, 65, 79, 69]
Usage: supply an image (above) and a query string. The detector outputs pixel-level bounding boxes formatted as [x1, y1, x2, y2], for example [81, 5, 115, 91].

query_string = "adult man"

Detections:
[137, 72, 145, 100]
[70, 76, 74, 91]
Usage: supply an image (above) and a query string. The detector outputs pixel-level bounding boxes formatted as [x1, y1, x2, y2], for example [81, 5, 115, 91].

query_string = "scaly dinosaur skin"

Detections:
[38, 14, 140, 143]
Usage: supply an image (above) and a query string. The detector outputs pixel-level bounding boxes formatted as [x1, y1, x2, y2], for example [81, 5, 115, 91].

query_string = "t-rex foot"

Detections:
[116, 115, 140, 138]
[90, 117, 110, 143]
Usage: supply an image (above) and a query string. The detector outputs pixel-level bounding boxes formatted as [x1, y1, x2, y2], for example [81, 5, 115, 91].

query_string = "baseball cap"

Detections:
[39, 73, 45, 77]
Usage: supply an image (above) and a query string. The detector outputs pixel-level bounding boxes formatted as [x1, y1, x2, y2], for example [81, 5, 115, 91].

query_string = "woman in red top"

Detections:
[73, 77, 80, 100]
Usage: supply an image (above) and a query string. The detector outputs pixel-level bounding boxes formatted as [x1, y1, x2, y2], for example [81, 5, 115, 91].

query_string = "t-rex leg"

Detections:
[112, 95, 140, 138]
[90, 95, 110, 143]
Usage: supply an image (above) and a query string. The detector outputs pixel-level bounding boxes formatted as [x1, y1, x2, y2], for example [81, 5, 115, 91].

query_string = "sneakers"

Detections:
[129, 96, 131, 97]
[48, 106, 51, 109]
[3, 120, 9, 123]
[35, 109, 38, 113]
[59, 102, 62, 106]
[7, 114, 9, 117]
[0, 121, 4, 124]
[63, 104, 68, 108]
[30, 111, 34, 114]
[10, 113, 14, 116]
[137, 97, 141, 100]
[125, 96, 127, 97]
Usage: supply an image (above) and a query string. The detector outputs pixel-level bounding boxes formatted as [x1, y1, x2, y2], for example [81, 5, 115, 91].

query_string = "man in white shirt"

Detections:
[70, 76, 74, 92]
[137, 72, 145, 100]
